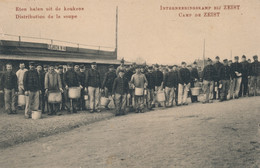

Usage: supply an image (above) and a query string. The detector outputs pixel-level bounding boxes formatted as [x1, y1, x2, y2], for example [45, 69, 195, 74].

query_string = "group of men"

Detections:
[0, 55, 259, 118]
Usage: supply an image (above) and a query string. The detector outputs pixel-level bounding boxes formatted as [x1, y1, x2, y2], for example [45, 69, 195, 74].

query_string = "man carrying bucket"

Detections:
[202, 59, 217, 104]
[218, 59, 231, 102]
[63, 63, 81, 113]
[85, 62, 101, 113]
[45, 64, 63, 115]
[112, 69, 129, 116]
[151, 64, 164, 108]
[164, 65, 178, 107]
[178, 62, 191, 106]
[190, 62, 200, 103]
[23, 62, 40, 119]
[16, 62, 28, 110]
[0, 63, 18, 114]
[102, 65, 117, 110]
[145, 66, 155, 110]
[130, 65, 148, 113]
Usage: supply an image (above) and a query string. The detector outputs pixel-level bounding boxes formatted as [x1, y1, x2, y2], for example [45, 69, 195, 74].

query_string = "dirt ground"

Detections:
[0, 97, 259, 168]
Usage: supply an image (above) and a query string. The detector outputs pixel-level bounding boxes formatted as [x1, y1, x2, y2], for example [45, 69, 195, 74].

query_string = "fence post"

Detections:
[77, 43, 79, 52]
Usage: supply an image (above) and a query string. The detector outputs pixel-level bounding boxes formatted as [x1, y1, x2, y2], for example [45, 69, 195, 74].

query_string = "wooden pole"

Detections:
[115, 6, 118, 58]
[203, 39, 205, 68]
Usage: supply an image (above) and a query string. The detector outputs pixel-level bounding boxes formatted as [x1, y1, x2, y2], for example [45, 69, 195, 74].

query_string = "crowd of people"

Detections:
[0, 54, 259, 118]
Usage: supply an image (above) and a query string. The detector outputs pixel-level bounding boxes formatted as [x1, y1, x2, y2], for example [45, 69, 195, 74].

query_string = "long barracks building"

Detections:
[0, 35, 128, 80]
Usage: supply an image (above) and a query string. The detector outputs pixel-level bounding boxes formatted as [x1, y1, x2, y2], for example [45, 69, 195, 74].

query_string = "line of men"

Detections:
[0, 55, 259, 117]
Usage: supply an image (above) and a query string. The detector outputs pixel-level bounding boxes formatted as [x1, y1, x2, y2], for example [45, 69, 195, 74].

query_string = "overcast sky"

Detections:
[0, 0, 259, 65]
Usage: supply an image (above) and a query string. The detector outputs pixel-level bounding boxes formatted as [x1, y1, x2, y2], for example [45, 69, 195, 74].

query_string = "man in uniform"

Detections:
[239, 55, 250, 97]
[0, 63, 18, 114]
[85, 62, 101, 113]
[230, 56, 242, 99]
[152, 64, 164, 107]
[178, 62, 191, 106]
[164, 66, 178, 107]
[102, 65, 117, 110]
[190, 62, 200, 103]
[249, 55, 260, 96]
[218, 59, 231, 102]
[23, 62, 40, 118]
[202, 59, 216, 104]
[145, 66, 155, 110]
[213, 56, 223, 99]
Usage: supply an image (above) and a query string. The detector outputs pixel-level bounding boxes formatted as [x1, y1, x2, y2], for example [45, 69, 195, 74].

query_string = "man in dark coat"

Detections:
[85, 62, 101, 113]
[213, 56, 223, 99]
[178, 62, 191, 105]
[36, 64, 46, 113]
[218, 59, 232, 101]
[239, 55, 250, 97]
[102, 65, 117, 110]
[164, 66, 178, 107]
[190, 62, 200, 103]
[0, 63, 18, 114]
[112, 70, 129, 116]
[230, 56, 243, 99]
[249, 55, 260, 96]
[63, 63, 81, 113]
[145, 66, 155, 109]
[23, 62, 40, 118]
[152, 64, 164, 107]
[202, 59, 217, 104]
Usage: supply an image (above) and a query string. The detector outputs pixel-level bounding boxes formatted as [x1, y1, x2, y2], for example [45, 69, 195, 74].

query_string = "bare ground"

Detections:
[0, 97, 259, 168]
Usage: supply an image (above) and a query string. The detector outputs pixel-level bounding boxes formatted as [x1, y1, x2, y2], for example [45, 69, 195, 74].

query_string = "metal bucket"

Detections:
[68, 87, 81, 99]
[18, 94, 26, 106]
[48, 92, 62, 103]
[100, 97, 110, 107]
[156, 90, 165, 102]
[32, 110, 42, 120]
[84, 95, 89, 100]
[191, 87, 201, 96]
[135, 88, 144, 96]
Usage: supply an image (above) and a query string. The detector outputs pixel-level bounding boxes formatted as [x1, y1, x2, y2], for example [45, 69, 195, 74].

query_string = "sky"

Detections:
[0, 0, 259, 65]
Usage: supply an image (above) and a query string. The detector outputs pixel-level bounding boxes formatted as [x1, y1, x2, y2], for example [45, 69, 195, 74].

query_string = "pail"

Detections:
[100, 97, 110, 107]
[18, 94, 26, 106]
[32, 110, 42, 120]
[68, 87, 81, 99]
[156, 90, 165, 102]
[190, 87, 201, 96]
[135, 88, 144, 96]
[84, 95, 89, 100]
[48, 92, 62, 103]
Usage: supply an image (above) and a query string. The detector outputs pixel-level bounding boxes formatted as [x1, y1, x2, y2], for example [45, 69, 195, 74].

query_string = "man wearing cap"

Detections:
[190, 62, 200, 103]
[116, 59, 125, 77]
[213, 56, 223, 99]
[74, 65, 85, 111]
[64, 63, 81, 113]
[152, 64, 164, 107]
[164, 65, 178, 107]
[178, 62, 191, 105]
[218, 59, 232, 101]
[102, 65, 117, 110]
[23, 62, 40, 118]
[85, 62, 101, 113]
[124, 65, 134, 107]
[202, 59, 217, 103]
[0, 63, 18, 114]
[130, 65, 148, 113]
[36, 64, 46, 113]
[57, 65, 66, 111]
[45, 64, 63, 115]
[227, 60, 233, 99]
[16, 62, 28, 109]
[230, 56, 242, 99]
[145, 66, 155, 110]
[112, 69, 129, 116]
[249, 55, 260, 96]
[239, 55, 250, 97]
